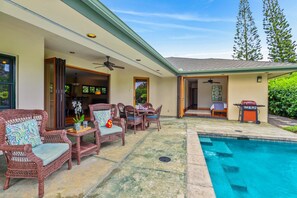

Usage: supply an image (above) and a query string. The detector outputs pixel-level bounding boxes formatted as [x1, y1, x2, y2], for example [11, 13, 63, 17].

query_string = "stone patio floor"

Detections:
[1, 117, 297, 198]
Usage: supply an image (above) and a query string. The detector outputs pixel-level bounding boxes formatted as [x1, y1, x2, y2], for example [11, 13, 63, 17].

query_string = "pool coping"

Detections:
[186, 129, 216, 197]
[197, 131, 297, 142]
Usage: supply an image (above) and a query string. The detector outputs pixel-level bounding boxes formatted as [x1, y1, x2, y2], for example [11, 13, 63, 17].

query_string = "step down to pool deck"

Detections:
[199, 137, 213, 145]
[226, 172, 248, 192]
[212, 142, 233, 157]
[220, 158, 239, 172]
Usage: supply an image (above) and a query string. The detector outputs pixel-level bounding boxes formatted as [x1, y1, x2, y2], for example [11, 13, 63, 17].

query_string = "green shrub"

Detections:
[283, 126, 297, 133]
[268, 72, 297, 118]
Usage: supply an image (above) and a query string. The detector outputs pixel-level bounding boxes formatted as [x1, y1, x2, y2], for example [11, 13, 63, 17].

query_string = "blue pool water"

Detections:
[200, 136, 297, 198]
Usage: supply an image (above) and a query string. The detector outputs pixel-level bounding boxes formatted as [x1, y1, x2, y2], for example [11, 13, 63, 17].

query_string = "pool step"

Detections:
[200, 137, 213, 145]
[212, 142, 233, 157]
[207, 157, 235, 198]
[220, 158, 239, 172]
[226, 171, 248, 192]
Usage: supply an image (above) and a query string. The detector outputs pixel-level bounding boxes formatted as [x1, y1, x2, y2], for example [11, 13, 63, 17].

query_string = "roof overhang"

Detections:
[62, 0, 178, 76]
[177, 66, 297, 76]
[0, 0, 177, 77]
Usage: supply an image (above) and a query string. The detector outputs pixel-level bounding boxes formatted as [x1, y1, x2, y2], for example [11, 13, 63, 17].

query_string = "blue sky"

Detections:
[100, 0, 297, 60]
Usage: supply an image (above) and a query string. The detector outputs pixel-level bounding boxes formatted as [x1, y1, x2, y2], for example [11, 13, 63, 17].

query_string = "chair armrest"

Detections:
[43, 130, 72, 145]
[0, 144, 43, 166]
[113, 117, 125, 132]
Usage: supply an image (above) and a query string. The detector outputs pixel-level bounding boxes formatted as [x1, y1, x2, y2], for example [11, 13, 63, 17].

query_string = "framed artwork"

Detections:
[65, 84, 71, 94]
[82, 85, 89, 94]
[212, 85, 222, 101]
[100, 86, 107, 95]
[89, 86, 95, 94]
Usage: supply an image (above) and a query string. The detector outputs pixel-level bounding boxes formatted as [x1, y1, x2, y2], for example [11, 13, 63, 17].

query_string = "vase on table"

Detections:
[74, 122, 81, 131]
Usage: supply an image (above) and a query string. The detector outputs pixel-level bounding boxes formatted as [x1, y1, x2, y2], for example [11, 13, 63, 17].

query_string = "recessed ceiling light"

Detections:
[156, 70, 160, 72]
[87, 33, 96, 38]
[136, 59, 141, 61]
[1, 60, 7, 64]
[69, 51, 75, 54]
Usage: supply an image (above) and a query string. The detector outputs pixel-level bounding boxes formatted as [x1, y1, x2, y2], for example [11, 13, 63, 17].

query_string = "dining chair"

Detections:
[124, 105, 144, 134]
[117, 103, 126, 119]
[142, 102, 153, 109]
[145, 105, 162, 131]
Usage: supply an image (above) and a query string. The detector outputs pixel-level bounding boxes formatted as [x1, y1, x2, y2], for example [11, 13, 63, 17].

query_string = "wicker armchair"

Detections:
[124, 105, 144, 134]
[89, 104, 125, 151]
[145, 105, 162, 131]
[0, 109, 72, 198]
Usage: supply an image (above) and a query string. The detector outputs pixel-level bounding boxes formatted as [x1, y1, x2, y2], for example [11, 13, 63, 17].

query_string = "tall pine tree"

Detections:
[233, 0, 263, 61]
[263, 0, 297, 63]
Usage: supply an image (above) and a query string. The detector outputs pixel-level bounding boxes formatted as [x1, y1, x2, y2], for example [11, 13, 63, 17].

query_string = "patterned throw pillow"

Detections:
[94, 110, 111, 127]
[6, 119, 42, 147]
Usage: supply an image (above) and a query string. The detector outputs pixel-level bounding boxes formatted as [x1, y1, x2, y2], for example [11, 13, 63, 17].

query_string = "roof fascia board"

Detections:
[62, 0, 178, 75]
[179, 66, 297, 76]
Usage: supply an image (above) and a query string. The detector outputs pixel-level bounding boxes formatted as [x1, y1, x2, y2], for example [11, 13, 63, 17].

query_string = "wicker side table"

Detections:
[67, 127, 99, 165]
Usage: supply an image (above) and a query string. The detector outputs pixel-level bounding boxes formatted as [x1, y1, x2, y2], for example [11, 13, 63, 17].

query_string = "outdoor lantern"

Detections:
[257, 76, 262, 83]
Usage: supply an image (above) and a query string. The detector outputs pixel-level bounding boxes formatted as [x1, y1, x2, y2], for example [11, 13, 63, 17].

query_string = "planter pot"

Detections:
[74, 123, 81, 131]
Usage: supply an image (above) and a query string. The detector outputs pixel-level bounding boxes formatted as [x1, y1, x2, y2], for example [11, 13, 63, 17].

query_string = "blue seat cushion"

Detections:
[127, 116, 142, 121]
[146, 115, 158, 119]
[32, 143, 69, 166]
[99, 125, 122, 136]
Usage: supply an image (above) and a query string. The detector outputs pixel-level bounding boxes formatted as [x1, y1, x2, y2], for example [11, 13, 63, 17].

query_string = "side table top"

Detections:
[67, 127, 97, 136]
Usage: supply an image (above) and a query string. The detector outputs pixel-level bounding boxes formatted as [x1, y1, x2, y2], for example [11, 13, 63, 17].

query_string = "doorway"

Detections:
[134, 77, 149, 106]
[65, 66, 110, 126]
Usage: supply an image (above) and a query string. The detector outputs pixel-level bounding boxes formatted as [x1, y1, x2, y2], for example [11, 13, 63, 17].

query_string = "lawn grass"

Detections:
[283, 125, 297, 133]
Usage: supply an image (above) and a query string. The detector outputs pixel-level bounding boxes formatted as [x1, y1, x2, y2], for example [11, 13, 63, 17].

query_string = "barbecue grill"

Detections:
[234, 100, 265, 124]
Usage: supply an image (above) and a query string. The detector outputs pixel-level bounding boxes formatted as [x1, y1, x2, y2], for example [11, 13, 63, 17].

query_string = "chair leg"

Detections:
[3, 177, 10, 190]
[68, 158, 72, 170]
[122, 132, 125, 146]
[38, 178, 44, 198]
[157, 121, 160, 131]
[134, 124, 136, 134]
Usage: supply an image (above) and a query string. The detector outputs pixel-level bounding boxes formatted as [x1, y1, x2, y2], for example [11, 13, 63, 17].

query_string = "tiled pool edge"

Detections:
[186, 129, 216, 198]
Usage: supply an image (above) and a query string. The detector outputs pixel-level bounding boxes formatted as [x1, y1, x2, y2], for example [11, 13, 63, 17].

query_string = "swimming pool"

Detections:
[200, 136, 297, 198]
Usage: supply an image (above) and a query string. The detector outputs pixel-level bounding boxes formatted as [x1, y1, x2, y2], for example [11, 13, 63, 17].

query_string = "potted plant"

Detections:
[72, 100, 85, 131]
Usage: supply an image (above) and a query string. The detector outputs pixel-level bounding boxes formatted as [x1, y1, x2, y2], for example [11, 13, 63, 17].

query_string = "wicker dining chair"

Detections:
[145, 105, 162, 131]
[117, 103, 126, 119]
[89, 103, 125, 151]
[0, 109, 72, 198]
[142, 102, 153, 109]
[124, 105, 144, 134]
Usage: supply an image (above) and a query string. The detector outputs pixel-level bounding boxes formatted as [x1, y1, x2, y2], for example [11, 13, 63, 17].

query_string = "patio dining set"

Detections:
[0, 103, 162, 197]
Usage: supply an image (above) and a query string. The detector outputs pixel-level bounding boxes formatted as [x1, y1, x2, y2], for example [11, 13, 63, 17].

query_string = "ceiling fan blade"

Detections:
[94, 66, 105, 68]
[112, 65, 125, 69]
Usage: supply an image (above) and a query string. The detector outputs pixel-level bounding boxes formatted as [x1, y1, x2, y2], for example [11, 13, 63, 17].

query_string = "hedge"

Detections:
[268, 72, 297, 118]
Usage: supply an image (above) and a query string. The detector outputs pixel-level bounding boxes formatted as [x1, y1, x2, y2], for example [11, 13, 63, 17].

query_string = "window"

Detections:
[134, 77, 149, 105]
[0, 54, 15, 110]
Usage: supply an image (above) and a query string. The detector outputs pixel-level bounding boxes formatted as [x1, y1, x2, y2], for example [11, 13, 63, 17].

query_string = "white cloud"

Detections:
[113, 9, 236, 23]
[169, 35, 209, 40]
[126, 19, 231, 35]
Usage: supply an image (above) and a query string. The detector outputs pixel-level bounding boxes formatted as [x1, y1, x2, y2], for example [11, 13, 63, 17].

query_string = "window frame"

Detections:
[0, 54, 16, 110]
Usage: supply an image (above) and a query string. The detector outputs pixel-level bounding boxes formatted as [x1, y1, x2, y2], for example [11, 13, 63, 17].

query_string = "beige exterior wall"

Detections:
[45, 49, 177, 116]
[0, 21, 44, 109]
[228, 74, 268, 122]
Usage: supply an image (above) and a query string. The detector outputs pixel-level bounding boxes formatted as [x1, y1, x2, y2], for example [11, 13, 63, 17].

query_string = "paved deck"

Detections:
[268, 114, 297, 128]
[0, 117, 297, 197]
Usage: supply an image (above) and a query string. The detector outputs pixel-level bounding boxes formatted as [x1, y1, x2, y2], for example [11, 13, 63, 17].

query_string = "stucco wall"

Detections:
[0, 21, 44, 109]
[45, 49, 177, 116]
[228, 74, 268, 122]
